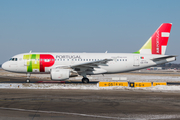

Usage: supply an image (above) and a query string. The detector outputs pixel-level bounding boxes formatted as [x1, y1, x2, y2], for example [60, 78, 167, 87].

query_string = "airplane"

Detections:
[2, 23, 176, 83]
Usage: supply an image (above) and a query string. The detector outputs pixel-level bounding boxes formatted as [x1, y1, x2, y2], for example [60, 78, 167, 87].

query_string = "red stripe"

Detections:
[151, 23, 172, 54]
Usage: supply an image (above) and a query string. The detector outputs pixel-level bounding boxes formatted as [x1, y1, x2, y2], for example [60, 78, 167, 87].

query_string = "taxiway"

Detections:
[1, 89, 180, 120]
[1, 69, 180, 119]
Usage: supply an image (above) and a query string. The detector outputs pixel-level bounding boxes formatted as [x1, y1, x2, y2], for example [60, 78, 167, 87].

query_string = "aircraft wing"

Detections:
[70, 59, 113, 69]
[151, 55, 177, 61]
[54, 59, 113, 73]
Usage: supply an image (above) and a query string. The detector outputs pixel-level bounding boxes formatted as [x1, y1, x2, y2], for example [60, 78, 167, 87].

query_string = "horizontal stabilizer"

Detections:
[151, 55, 177, 61]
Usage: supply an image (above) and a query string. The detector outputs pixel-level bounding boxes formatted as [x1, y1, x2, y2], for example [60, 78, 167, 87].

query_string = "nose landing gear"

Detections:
[26, 73, 31, 83]
[26, 79, 30, 83]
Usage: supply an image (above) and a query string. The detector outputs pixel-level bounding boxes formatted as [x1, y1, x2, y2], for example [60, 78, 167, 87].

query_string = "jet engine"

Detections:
[50, 69, 70, 80]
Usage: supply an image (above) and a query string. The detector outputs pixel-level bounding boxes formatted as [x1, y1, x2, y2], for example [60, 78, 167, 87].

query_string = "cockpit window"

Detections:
[9, 58, 18, 61]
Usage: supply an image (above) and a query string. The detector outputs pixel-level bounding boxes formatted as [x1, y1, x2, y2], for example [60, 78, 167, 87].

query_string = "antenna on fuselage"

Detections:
[29, 50, 32, 53]
[105, 51, 108, 53]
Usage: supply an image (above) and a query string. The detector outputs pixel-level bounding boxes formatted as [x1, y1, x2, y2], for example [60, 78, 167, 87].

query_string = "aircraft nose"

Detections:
[2, 62, 9, 70]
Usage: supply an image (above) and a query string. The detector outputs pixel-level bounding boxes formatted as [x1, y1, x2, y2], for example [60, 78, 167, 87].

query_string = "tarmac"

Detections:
[1, 89, 180, 120]
[1, 69, 180, 119]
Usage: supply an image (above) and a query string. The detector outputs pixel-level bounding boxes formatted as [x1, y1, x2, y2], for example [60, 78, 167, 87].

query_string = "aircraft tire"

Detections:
[26, 79, 30, 83]
[82, 78, 89, 83]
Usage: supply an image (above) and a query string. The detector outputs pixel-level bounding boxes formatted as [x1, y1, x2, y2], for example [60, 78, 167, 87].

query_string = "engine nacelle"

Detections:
[50, 69, 70, 80]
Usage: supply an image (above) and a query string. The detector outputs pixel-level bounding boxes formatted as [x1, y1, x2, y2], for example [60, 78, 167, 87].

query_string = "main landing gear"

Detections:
[26, 73, 31, 83]
[81, 72, 89, 83]
[82, 77, 89, 83]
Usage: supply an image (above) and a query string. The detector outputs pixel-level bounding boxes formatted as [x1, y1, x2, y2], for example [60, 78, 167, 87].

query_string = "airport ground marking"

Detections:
[99, 82, 168, 87]
[0, 107, 120, 119]
[1, 107, 180, 119]
[153, 82, 167, 86]
[99, 82, 128, 87]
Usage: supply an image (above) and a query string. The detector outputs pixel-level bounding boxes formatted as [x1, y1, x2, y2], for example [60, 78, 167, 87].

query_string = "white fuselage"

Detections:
[2, 52, 176, 75]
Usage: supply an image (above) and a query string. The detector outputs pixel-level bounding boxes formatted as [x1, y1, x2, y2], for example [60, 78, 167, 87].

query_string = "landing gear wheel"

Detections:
[26, 79, 30, 83]
[26, 73, 31, 83]
[82, 78, 89, 83]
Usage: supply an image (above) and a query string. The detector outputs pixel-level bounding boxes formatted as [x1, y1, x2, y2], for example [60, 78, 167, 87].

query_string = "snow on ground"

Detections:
[90, 74, 180, 82]
[1, 83, 180, 92]
[1, 69, 180, 91]
[1, 69, 180, 82]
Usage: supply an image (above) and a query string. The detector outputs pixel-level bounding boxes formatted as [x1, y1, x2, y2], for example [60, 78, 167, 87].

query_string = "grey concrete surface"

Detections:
[1, 69, 180, 119]
[0, 89, 180, 120]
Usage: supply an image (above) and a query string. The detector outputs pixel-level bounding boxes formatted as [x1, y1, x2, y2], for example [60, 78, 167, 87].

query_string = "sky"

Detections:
[0, 0, 180, 64]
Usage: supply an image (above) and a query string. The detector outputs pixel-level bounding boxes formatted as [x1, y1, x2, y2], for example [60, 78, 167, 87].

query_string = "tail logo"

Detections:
[156, 30, 160, 54]
[135, 23, 172, 55]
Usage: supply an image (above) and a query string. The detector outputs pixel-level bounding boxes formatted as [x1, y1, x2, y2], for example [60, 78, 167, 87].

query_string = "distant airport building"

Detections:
[150, 67, 162, 70]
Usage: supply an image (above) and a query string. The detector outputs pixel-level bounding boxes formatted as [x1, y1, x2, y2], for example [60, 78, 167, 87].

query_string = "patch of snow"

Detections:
[0, 83, 180, 92]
